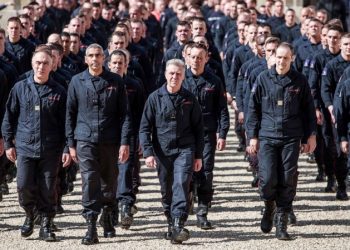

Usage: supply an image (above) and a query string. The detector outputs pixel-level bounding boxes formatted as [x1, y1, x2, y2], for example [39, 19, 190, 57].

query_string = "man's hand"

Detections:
[328, 105, 335, 124]
[145, 156, 157, 168]
[341, 141, 349, 154]
[316, 109, 323, 125]
[247, 138, 259, 155]
[0, 138, 4, 157]
[69, 147, 79, 163]
[216, 138, 226, 151]
[62, 153, 72, 167]
[6, 147, 16, 162]
[231, 100, 238, 111]
[119, 145, 129, 163]
[301, 135, 317, 154]
[193, 158, 202, 172]
[226, 92, 233, 105]
[238, 112, 244, 124]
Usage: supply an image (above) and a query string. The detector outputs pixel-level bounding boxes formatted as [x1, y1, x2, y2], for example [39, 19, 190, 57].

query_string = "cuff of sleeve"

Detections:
[4, 140, 15, 149]
[143, 149, 154, 158]
[340, 136, 348, 142]
[324, 101, 332, 108]
[219, 132, 227, 140]
[67, 139, 76, 148]
[63, 146, 69, 154]
[195, 152, 203, 159]
[121, 138, 129, 146]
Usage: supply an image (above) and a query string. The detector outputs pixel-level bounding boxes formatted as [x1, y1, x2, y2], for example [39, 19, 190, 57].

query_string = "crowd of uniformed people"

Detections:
[0, 0, 349, 245]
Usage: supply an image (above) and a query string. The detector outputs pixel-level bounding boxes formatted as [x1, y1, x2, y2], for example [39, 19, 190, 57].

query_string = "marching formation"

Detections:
[0, 0, 349, 245]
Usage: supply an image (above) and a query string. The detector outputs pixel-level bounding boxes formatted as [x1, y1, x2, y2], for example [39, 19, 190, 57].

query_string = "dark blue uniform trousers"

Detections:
[156, 148, 194, 219]
[258, 138, 300, 213]
[77, 141, 118, 217]
[117, 135, 137, 206]
[17, 154, 61, 216]
[195, 132, 216, 215]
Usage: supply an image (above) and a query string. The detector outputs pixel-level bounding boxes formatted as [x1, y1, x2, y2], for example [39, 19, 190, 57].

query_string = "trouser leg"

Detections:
[258, 139, 279, 202]
[275, 139, 300, 213]
[77, 141, 103, 217]
[196, 132, 216, 214]
[171, 148, 194, 220]
[16, 155, 38, 215]
[118, 136, 136, 206]
[37, 154, 61, 217]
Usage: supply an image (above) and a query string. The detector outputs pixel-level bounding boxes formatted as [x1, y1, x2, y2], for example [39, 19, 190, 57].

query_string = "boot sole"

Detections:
[21, 229, 34, 238]
[173, 232, 190, 242]
[40, 236, 57, 242]
[103, 232, 116, 238]
[81, 238, 99, 245]
[121, 216, 133, 229]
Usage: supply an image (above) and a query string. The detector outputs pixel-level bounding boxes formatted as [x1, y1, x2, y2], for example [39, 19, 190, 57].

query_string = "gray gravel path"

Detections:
[0, 109, 350, 249]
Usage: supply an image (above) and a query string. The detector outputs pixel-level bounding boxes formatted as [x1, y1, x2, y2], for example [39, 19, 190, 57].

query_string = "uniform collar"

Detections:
[80, 68, 116, 92]
[268, 66, 296, 87]
[158, 84, 189, 97]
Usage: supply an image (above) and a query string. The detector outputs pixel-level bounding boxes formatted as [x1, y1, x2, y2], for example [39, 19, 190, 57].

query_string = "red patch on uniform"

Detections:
[183, 99, 192, 105]
[288, 87, 300, 94]
[126, 88, 136, 92]
[48, 95, 61, 101]
[204, 87, 215, 92]
[107, 86, 117, 91]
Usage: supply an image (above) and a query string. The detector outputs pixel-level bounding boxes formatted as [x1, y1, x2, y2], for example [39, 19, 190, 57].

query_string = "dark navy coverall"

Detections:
[65, 69, 132, 218]
[246, 66, 316, 212]
[321, 55, 350, 190]
[1, 76, 67, 217]
[183, 68, 229, 215]
[139, 85, 204, 220]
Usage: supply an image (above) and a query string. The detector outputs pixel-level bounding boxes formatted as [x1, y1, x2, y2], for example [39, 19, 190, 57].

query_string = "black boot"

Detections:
[0, 183, 9, 195]
[336, 181, 348, 200]
[288, 209, 297, 225]
[39, 216, 56, 241]
[171, 218, 190, 244]
[164, 213, 172, 240]
[325, 175, 336, 192]
[99, 207, 116, 238]
[111, 203, 119, 226]
[315, 164, 325, 182]
[196, 215, 213, 230]
[56, 196, 64, 214]
[131, 204, 138, 215]
[275, 212, 291, 240]
[260, 201, 275, 233]
[196, 203, 212, 229]
[82, 216, 99, 245]
[120, 204, 133, 229]
[20, 215, 34, 237]
[0, 190, 2, 202]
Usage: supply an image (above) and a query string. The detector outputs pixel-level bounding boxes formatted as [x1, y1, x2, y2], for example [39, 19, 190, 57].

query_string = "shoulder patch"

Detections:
[322, 67, 328, 76]
[303, 58, 310, 67]
[251, 83, 257, 93]
[309, 60, 315, 69]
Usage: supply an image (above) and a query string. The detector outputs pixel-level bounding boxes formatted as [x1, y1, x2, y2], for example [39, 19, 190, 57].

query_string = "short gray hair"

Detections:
[85, 43, 104, 56]
[165, 59, 185, 71]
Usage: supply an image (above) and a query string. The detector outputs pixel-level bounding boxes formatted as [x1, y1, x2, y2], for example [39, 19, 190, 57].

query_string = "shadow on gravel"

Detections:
[298, 232, 350, 239]
[296, 219, 350, 226]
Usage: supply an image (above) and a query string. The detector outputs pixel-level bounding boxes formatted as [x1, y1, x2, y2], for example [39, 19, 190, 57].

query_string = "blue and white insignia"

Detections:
[216, 24, 220, 30]
[322, 67, 328, 76]
[251, 83, 257, 93]
[303, 58, 310, 67]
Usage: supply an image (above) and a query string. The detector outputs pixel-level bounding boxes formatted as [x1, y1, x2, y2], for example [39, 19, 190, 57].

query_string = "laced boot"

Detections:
[171, 218, 190, 244]
[99, 207, 116, 238]
[81, 215, 99, 245]
[120, 204, 133, 229]
[275, 212, 291, 240]
[39, 216, 56, 241]
[164, 213, 172, 240]
[260, 201, 275, 233]
[20, 213, 35, 237]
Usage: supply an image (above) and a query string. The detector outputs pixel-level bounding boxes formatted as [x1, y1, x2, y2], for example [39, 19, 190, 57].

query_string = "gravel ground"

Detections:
[0, 109, 350, 250]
